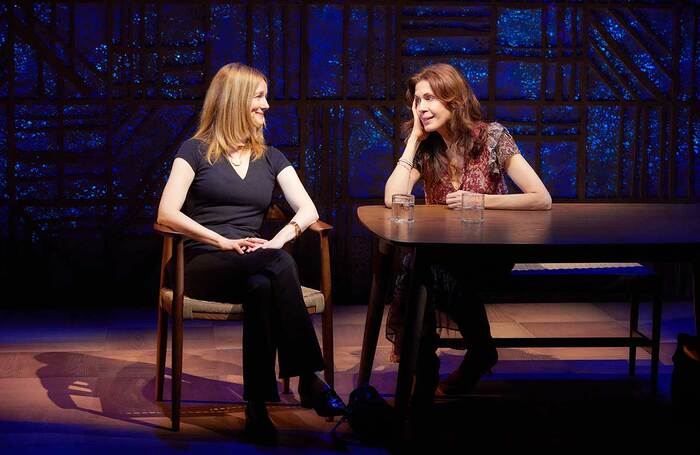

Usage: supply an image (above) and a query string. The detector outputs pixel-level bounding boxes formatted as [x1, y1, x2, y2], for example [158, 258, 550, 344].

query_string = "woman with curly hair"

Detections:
[384, 63, 551, 407]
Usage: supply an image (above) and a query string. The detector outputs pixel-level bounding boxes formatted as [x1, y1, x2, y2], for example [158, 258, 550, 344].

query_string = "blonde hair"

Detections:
[192, 63, 267, 164]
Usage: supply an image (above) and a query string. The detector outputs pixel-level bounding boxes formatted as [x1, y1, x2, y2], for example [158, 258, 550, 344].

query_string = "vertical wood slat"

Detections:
[36, 4, 46, 95]
[298, 2, 308, 184]
[668, 3, 680, 198]
[322, 105, 331, 220]
[640, 106, 649, 199]
[342, 3, 349, 100]
[342, 100, 351, 287]
[631, 105, 640, 197]
[367, 3, 373, 99]
[536, 3, 546, 176]
[138, 2, 145, 99]
[659, 107, 667, 199]
[393, 3, 404, 163]
[385, 4, 393, 101]
[572, 6, 580, 102]
[282, 3, 289, 100]
[578, 4, 589, 200]
[246, 2, 253, 66]
[7, 4, 17, 251]
[487, 2, 497, 122]
[689, 9, 698, 200]
[556, 5, 563, 102]
[105, 1, 115, 291]
[616, 105, 624, 198]
[340, 5, 350, 277]
[268, 4, 275, 97]
[155, 3, 163, 100]
[57, 4, 71, 199]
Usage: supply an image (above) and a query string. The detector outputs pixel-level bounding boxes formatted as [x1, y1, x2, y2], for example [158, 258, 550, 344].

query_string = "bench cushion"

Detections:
[511, 262, 654, 277]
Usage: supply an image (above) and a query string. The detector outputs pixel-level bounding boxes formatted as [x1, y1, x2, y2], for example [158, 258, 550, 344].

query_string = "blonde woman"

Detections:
[157, 63, 345, 436]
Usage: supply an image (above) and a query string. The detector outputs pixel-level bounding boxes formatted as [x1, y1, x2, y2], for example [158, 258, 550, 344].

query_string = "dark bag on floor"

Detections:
[332, 384, 396, 445]
[671, 333, 700, 417]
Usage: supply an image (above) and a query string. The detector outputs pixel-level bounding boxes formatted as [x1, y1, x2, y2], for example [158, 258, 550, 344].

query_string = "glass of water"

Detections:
[461, 192, 484, 223]
[391, 194, 415, 223]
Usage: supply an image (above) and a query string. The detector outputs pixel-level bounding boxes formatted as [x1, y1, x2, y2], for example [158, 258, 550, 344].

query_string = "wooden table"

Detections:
[356, 203, 700, 421]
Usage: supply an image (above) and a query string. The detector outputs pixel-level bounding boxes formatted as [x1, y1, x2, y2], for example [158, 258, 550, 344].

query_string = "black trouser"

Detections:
[183, 248, 326, 402]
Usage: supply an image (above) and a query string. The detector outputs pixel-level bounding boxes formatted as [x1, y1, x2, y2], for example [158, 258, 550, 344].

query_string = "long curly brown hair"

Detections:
[401, 63, 487, 187]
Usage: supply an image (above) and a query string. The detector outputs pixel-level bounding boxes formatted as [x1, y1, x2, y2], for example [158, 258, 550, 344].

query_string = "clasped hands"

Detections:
[218, 236, 285, 254]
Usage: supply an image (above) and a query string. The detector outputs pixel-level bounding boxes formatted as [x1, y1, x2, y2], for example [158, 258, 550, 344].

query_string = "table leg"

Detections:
[358, 238, 393, 386]
[693, 259, 699, 336]
[393, 248, 427, 423]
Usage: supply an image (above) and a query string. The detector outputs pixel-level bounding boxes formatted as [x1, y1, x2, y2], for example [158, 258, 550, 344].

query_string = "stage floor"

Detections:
[0, 300, 696, 453]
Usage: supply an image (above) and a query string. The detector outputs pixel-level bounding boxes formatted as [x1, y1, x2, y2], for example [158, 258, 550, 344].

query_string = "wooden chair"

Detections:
[154, 204, 334, 431]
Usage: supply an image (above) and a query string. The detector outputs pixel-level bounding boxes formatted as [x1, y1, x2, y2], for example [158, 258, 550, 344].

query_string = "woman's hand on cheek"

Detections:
[411, 100, 427, 142]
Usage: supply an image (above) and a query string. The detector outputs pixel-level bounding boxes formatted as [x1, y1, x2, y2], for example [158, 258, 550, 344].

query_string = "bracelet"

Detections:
[397, 159, 413, 171]
[288, 220, 302, 239]
[398, 158, 413, 168]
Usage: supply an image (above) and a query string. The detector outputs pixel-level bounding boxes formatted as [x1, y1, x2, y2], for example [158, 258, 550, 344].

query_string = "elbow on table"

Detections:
[538, 192, 553, 210]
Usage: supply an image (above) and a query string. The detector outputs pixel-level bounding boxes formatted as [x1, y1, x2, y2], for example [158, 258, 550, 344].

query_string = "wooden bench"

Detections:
[437, 262, 662, 392]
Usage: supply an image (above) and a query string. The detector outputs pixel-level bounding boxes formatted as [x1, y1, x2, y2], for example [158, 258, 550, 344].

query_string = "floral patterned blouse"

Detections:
[418, 122, 520, 203]
[385, 122, 520, 361]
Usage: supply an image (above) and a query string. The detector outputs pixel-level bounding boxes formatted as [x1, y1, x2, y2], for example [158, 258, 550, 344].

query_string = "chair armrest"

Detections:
[308, 220, 333, 233]
[153, 223, 185, 236]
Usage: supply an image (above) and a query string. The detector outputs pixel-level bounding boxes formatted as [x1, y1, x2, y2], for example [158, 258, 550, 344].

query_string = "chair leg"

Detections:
[628, 293, 639, 377]
[321, 308, 336, 422]
[322, 309, 335, 391]
[171, 310, 183, 431]
[155, 306, 169, 401]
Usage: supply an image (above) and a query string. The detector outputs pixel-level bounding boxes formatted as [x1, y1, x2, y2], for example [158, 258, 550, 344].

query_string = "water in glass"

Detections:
[391, 194, 415, 223]
[461, 192, 484, 223]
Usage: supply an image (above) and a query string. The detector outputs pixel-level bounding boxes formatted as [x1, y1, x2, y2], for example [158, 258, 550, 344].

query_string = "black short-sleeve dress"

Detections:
[175, 138, 291, 258]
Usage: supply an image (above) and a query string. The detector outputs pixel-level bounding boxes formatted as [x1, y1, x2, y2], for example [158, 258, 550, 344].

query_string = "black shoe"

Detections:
[437, 346, 497, 396]
[245, 401, 276, 440]
[298, 374, 346, 417]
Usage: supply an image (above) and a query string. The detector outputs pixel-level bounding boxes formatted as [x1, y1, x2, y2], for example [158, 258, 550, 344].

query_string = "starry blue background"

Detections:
[1, 2, 698, 305]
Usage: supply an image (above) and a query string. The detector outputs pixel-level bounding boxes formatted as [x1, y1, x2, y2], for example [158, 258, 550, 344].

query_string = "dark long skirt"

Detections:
[386, 246, 514, 361]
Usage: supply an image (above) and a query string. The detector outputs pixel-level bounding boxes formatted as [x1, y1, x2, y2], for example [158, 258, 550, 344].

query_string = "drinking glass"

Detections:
[391, 194, 415, 223]
[461, 192, 484, 223]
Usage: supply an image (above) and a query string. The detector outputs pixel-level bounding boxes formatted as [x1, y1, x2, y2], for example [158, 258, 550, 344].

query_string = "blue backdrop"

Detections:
[1, 2, 699, 305]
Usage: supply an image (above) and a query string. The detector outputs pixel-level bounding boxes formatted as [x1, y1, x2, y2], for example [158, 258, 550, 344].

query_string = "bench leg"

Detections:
[628, 293, 639, 377]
